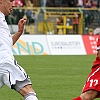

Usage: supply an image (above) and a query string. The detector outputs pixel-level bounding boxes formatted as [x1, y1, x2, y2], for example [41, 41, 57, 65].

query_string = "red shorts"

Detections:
[82, 66, 100, 98]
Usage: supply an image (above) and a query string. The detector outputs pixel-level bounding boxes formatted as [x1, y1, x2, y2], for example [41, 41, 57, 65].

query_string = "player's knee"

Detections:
[80, 91, 97, 100]
[80, 95, 94, 100]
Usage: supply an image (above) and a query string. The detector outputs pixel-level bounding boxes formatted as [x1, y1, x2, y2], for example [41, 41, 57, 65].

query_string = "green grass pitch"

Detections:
[0, 55, 99, 100]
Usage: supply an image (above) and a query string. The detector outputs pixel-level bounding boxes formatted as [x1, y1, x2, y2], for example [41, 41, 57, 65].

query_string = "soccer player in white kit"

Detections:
[0, 0, 38, 100]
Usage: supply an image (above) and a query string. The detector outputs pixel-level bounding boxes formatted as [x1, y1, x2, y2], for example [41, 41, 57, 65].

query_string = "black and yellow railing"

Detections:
[7, 7, 100, 34]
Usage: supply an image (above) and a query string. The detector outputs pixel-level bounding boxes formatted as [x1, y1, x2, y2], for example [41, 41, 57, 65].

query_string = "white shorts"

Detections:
[0, 58, 32, 91]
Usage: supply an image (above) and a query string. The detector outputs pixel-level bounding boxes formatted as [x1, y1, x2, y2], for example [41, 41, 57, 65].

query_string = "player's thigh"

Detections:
[80, 90, 98, 100]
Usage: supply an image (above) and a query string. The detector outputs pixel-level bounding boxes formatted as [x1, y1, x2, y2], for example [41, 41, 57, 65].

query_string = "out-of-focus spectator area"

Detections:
[6, 0, 100, 35]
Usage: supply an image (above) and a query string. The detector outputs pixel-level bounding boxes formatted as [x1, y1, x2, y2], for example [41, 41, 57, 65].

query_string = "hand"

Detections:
[18, 18, 27, 34]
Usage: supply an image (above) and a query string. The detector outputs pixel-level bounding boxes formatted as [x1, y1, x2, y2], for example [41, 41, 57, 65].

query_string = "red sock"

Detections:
[73, 96, 82, 100]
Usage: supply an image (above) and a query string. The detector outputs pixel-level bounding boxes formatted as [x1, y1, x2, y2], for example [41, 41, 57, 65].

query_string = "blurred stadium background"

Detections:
[6, 0, 100, 35]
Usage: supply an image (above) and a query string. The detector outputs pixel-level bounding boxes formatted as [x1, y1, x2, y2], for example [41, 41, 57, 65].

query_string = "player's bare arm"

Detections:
[12, 18, 26, 45]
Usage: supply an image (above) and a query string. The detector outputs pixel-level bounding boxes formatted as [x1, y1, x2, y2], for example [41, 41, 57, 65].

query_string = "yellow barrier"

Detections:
[44, 12, 83, 34]
[11, 7, 99, 34]
[38, 22, 54, 34]
[56, 16, 73, 34]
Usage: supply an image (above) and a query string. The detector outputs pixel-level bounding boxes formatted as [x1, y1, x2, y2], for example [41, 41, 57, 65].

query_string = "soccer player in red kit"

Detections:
[73, 35, 100, 100]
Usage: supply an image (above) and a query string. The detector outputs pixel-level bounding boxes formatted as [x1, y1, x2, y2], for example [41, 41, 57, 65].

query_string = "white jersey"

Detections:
[0, 12, 14, 63]
[0, 12, 29, 89]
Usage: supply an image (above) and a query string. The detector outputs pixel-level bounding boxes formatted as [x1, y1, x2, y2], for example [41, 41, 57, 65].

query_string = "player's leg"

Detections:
[19, 84, 38, 100]
[73, 90, 98, 100]
[2, 73, 38, 100]
[2, 59, 38, 100]
[12, 78, 38, 100]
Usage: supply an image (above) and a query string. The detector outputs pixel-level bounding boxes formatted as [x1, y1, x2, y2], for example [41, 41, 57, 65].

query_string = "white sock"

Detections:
[24, 92, 38, 100]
